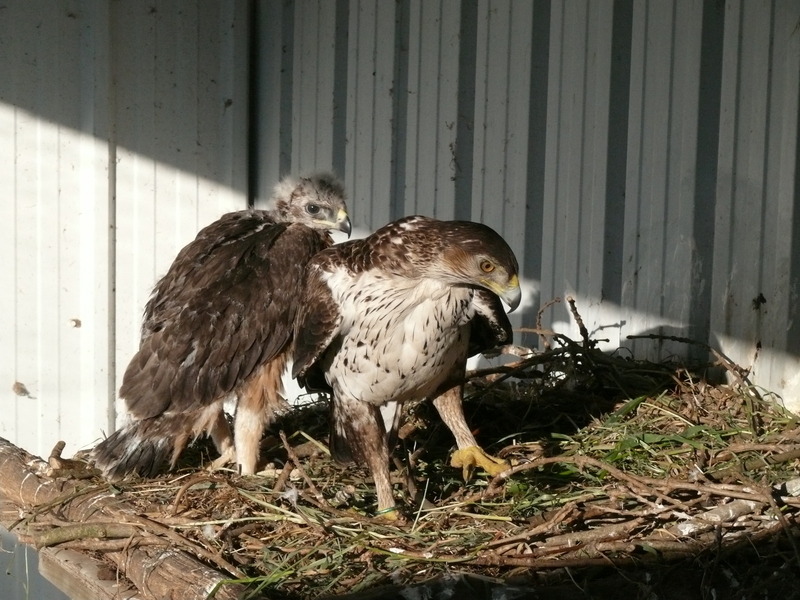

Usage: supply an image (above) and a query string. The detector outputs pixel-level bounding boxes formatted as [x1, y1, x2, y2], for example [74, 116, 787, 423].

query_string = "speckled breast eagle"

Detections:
[292, 216, 521, 517]
[93, 172, 351, 480]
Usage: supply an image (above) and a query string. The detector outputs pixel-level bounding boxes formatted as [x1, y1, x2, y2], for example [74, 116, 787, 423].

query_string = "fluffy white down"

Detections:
[322, 268, 475, 405]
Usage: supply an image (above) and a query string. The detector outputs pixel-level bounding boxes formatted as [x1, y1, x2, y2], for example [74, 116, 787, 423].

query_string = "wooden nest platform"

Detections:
[3, 299, 800, 599]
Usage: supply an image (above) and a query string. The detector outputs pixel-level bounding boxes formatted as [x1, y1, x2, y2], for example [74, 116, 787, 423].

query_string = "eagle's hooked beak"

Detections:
[337, 209, 352, 238]
[499, 275, 521, 313]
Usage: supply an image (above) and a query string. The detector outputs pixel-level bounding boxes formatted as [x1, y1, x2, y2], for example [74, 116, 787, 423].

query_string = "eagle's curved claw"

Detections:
[207, 447, 236, 471]
[450, 446, 509, 480]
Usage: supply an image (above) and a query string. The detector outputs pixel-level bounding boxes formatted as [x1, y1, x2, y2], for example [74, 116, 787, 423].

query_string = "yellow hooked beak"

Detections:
[315, 208, 352, 237]
[485, 274, 521, 312]
[337, 209, 352, 238]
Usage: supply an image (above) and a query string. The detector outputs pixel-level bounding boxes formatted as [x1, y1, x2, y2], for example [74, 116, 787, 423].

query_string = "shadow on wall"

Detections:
[0, 3, 248, 195]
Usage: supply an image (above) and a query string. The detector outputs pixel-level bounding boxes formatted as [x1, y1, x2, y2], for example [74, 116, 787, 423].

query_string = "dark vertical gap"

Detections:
[331, 0, 349, 178]
[435, 2, 444, 218]
[369, 6, 378, 225]
[247, 0, 258, 206]
[453, 0, 478, 221]
[107, 3, 119, 432]
[722, 2, 744, 338]
[600, 0, 632, 308]
[279, 0, 295, 177]
[519, 0, 550, 348]
[688, 0, 724, 358]
[575, 7, 591, 293]
[754, 0, 776, 347]
[389, 0, 410, 221]
[659, 2, 677, 332]
[787, 68, 800, 355]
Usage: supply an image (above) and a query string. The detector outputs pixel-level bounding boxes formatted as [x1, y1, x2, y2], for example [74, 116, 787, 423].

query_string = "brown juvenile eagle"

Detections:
[292, 215, 521, 517]
[93, 172, 351, 480]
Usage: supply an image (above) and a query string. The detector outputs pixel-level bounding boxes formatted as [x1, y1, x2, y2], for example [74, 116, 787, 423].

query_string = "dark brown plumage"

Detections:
[292, 215, 521, 517]
[93, 172, 350, 480]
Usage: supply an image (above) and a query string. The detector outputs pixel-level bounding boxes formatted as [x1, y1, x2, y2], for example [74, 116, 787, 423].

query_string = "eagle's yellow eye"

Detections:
[480, 260, 495, 273]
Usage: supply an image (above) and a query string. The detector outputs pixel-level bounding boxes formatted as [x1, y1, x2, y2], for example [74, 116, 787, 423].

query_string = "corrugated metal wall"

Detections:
[0, 1, 116, 458]
[111, 1, 250, 394]
[2, 0, 799, 460]
[254, 0, 800, 409]
[0, 1, 249, 458]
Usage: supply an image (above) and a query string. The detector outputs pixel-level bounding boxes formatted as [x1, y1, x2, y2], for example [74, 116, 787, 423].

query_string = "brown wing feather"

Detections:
[121, 220, 331, 420]
[141, 210, 283, 341]
[291, 259, 343, 386]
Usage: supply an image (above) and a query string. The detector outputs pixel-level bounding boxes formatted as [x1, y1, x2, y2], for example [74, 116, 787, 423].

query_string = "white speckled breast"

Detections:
[322, 269, 475, 405]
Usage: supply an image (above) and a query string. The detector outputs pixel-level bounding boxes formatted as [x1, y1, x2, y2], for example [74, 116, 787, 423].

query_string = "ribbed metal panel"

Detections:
[401, 0, 462, 219]
[471, 0, 533, 256]
[541, 0, 616, 344]
[343, 0, 398, 229]
[620, 0, 707, 361]
[113, 1, 249, 398]
[0, 1, 114, 459]
[0, 1, 249, 458]
[710, 0, 800, 404]
[292, 0, 338, 173]
[255, 0, 800, 411]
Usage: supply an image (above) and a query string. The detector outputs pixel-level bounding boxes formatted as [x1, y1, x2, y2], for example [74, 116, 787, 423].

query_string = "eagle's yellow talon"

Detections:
[374, 506, 400, 521]
[450, 445, 509, 480]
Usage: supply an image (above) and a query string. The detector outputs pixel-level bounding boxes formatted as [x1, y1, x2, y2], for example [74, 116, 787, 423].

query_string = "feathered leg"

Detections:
[332, 396, 397, 519]
[432, 384, 509, 479]
[233, 357, 290, 475]
[207, 409, 236, 470]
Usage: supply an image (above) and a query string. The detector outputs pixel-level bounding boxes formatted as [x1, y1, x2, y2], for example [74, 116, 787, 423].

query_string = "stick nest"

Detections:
[22, 299, 800, 598]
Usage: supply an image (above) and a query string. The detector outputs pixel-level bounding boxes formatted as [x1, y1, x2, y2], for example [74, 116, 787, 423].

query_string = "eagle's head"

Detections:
[371, 217, 521, 312]
[436, 221, 521, 312]
[272, 172, 352, 236]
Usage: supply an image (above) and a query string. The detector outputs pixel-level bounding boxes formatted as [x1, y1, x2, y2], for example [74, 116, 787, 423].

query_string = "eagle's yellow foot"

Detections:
[207, 447, 236, 472]
[374, 505, 403, 522]
[450, 446, 509, 480]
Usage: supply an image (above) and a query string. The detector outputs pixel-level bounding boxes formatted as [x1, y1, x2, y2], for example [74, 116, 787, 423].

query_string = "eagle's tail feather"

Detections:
[92, 416, 191, 481]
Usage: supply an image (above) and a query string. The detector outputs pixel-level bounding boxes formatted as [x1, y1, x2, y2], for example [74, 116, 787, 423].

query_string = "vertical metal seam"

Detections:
[314, 0, 322, 168]
[602, 0, 632, 307]
[454, 0, 477, 222]
[370, 1, 379, 224]
[12, 104, 19, 434]
[279, 0, 295, 177]
[787, 5, 800, 354]
[247, 0, 257, 206]
[659, 0, 678, 320]
[389, 0, 409, 221]
[631, 0, 650, 312]
[331, 0, 349, 179]
[107, 0, 118, 433]
[501, 1, 511, 231]
[478, 3, 490, 222]
[435, 0, 444, 215]
[577, 3, 590, 291]
[549, 1, 564, 289]
[351, 0, 361, 222]
[758, 0, 777, 302]
[412, 0, 422, 215]
[727, 0, 744, 315]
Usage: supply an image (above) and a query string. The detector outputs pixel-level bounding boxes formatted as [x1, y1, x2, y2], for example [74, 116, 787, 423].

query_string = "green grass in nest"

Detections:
[54, 324, 800, 598]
